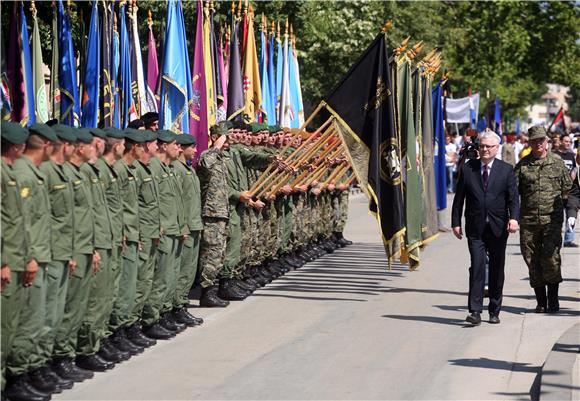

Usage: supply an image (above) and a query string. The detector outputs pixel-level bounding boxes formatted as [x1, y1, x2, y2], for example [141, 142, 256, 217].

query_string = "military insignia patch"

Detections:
[379, 141, 402, 185]
[20, 187, 30, 198]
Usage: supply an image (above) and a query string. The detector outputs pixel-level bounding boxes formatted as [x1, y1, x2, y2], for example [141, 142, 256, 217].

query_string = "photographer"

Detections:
[451, 129, 520, 325]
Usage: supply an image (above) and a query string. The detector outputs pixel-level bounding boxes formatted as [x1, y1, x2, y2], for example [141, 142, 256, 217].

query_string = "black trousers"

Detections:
[467, 224, 508, 315]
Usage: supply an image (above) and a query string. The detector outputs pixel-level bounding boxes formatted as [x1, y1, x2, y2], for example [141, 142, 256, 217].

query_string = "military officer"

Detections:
[515, 125, 573, 313]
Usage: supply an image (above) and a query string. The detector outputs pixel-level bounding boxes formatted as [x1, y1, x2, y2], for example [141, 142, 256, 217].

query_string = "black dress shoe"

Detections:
[27, 368, 59, 395]
[466, 312, 481, 325]
[535, 305, 546, 313]
[4, 375, 51, 401]
[126, 324, 157, 347]
[142, 323, 175, 340]
[98, 339, 131, 363]
[40, 366, 73, 391]
[76, 354, 114, 372]
[52, 358, 94, 383]
[489, 314, 500, 324]
[200, 286, 230, 307]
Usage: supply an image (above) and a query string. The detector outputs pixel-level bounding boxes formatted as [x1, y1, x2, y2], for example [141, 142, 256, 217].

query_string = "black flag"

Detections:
[323, 32, 404, 260]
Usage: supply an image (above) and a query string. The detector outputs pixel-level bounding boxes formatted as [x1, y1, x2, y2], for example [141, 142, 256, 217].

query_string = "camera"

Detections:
[460, 136, 480, 160]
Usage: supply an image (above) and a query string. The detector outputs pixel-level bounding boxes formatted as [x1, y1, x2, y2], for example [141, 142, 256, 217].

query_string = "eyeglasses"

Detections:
[479, 144, 497, 149]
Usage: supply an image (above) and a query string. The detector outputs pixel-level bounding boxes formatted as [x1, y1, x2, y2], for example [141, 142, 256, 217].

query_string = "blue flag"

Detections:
[477, 116, 487, 133]
[81, 1, 100, 128]
[287, 42, 301, 128]
[515, 115, 521, 136]
[20, 3, 35, 126]
[275, 38, 284, 119]
[119, 3, 133, 128]
[259, 29, 274, 123]
[432, 82, 447, 210]
[111, 3, 120, 128]
[57, 0, 79, 126]
[267, 32, 277, 124]
[494, 95, 502, 137]
[159, 0, 192, 133]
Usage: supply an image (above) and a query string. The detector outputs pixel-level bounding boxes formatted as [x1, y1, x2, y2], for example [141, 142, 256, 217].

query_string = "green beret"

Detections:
[75, 128, 94, 144]
[124, 128, 147, 143]
[250, 123, 261, 133]
[267, 125, 281, 134]
[143, 130, 157, 142]
[210, 123, 229, 137]
[103, 127, 125, 139]
[157, 130, 177, 143]
[87, 127, 107, 139]
[28, 123, 58, 142]
[52, 124, 77, 143]
[528, 125, 547, 141]
[1, 122, 29, 144]
[175, 134, 196, 146]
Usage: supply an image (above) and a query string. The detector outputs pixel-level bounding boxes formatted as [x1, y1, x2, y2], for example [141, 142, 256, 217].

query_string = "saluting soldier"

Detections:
[515, 125, 573, 313]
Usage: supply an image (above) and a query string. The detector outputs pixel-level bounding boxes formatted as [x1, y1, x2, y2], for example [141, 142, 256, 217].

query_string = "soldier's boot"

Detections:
[142, 323, 175, 340]
[52, 357, 94, 383]
[243, 275, 261, 289]
[160, 313, 186, 334]
[334, 232, 353, 247]
[126, 323, 157, 348]
[298, 247, 316, 262]
[269, 259, 289, 273]
[75, 354, 114, 372]
[111, 328, 144, 356]
[173, 307, 203, 326]
[4, 374, 51, 401]
[218, 279, 250, 301]
[27, 368, 59, 395]
[234, 278, 257, 292]
[547, 283, 560, 312]
[98, 337, 131, 363]
[252, 270, 270, 287]
[283, 254, 302, 269]
[199, 285, 230, 307]
[533, 286, 547, 313]
[39, 366, 73, 391]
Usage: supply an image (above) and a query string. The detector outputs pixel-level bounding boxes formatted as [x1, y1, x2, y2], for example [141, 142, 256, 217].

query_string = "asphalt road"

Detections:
[55, 192, 579, 400]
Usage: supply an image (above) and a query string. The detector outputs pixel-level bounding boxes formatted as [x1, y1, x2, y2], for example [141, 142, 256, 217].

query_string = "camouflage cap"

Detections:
[209, 122, 229, 137]
[528, 125, 547, 141]
[52, 124, 77, 143]
[28, 123, 58, 142]
[175, 134, 196, 146]
[76, 128, 94, 144]
[1, 122, 29, 144]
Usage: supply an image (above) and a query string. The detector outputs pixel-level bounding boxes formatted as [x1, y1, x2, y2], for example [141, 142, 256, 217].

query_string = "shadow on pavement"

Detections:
[382, 314, 474, 328]
[433, 304, 529, 315]
[448, 358, 545, 373]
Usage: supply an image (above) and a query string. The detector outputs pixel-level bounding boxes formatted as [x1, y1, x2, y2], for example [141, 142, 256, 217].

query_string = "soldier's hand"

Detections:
[338, 183, 348, 191]
[298, 184, 308, 193]
[239, 191, 252, 203]
[268, 194, 276, 202]
[1, 265, 12, 292]
[24, 258, 39, 287]
[92, 251, 101, 275]
[452, 226, 463, 240]
[507, 219, 519, 234]
[312, 188, 321, 196]
[280, 184, 292, 195]
[254, 200, 265, 209]
[68, 259, 78, 272]
[328, 183, 336, 191]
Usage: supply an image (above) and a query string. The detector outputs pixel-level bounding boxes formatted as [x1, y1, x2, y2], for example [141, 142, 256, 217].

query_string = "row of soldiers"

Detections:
[1, 115, 353, 401]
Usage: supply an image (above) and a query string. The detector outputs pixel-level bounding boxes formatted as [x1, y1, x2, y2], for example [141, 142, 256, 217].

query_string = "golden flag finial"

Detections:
[237, 0, 242, 18]
[148, 9, 153, 26]
[285, 18, 289, 36]
[394, 36, 411, 56]
[30, 0, 37, 17]
[244, 0, 248, 16]
[277, 21, 281, 40]
[271, 20, 275, 35]
[381, 20, 392, 33]
[406, 41, 424, 61]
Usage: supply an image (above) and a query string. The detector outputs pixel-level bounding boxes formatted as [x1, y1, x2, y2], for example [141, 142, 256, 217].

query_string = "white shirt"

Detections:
[481, 158, 494, 177]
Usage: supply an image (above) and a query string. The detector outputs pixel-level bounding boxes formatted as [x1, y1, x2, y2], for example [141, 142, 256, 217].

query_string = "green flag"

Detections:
[32, 7, 48, 123]
[50, 4, 60, 121]
[397, 58, 422, 269]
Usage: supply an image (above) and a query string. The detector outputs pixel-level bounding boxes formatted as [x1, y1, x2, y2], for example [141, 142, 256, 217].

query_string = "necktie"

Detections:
[483, 164, 489, 191]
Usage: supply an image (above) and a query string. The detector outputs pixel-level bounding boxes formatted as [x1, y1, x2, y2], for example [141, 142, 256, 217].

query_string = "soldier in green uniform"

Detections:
[8, 124, 59, 397]
[75, 128, 115, 372]
[197, 123, 232, 307]
[515, 125, 573, 313]
[51, 128, 97, 384]
[1, 123, 45, 401]
[172, 134, 204, 326]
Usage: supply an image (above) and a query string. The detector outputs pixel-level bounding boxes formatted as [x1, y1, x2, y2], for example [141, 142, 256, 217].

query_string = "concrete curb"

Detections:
[534, 322, 580, 401]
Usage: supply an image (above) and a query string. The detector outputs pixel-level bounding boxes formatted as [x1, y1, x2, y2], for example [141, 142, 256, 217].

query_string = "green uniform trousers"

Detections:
[38, 261, 69, 363]
[162, 236, 183, 314]
[104, 246, 122, 337]
[1, 272, 26, 389]
[131, 238, 157, 324]
[7, 265, 48, 376]
[77, 249, 111, 356]
[224, 217, 241, 279]
[174, 231, 201, 308]
[520, 222, 564, 288]
[53, 254, 92, 359]
[142, 235, 180, 325]
[108, 241, 138, 331]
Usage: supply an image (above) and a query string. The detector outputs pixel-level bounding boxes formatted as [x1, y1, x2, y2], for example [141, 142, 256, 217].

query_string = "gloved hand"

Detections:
[568, 217, 576, 231]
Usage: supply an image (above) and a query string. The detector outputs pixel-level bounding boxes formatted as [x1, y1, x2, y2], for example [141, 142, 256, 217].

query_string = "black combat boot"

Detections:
[234, 278, 257, 292]
[98, 337, 131, 363]
[111, 328, 144, 355]
[126, 323, 157, 347]
[39, 365, 73, 391]
[4, 374, 51, 401]
[252, 270, 270, 287]
[334, 232, 353, 247]
[218, 278, 250, 300]
[173, 307, 203, 326]
[533, 286, 547, 313]
[27, 368, 59, 395]
[52, 357, 94, 383]
[142, 323, 175, 340]
[75, 354, 114, 372]
[547, 283, 560, 312]
[160, 312, 186, 333]
[199, 285, 230, 307]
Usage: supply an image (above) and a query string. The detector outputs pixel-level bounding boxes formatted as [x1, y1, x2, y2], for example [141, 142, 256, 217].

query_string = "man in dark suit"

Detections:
[452, 129, 520, 325]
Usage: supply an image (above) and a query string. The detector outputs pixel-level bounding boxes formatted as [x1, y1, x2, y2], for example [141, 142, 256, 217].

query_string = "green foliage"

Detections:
[2, 1, 578, 118]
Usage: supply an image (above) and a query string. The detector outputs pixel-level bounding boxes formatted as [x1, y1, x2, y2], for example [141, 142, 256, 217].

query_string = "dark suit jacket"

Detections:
[452, 158, 520, 238]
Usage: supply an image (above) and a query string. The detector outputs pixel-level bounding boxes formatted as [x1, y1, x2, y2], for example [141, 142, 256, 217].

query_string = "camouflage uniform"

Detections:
[515, 152, 572, 288]
[197, 148, 229, 288]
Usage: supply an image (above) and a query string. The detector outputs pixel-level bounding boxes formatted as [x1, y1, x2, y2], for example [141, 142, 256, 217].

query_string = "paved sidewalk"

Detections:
[55, 193, 579, 400]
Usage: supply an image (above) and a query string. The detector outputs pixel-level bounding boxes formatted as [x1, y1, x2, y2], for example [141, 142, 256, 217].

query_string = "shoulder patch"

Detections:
[20, 187, 30, 198]
[52, 184, 66, 190]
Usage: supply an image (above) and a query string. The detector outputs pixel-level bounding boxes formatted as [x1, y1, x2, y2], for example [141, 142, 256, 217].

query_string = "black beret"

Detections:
[141, 112, 159, 125]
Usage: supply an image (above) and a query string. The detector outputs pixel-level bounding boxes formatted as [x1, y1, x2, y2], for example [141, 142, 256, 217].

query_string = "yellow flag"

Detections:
[203, 2, 216, 127]
[242, 8, 262, 123]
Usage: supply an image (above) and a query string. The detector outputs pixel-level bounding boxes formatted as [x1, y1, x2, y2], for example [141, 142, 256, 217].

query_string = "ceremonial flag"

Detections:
[267, 28, 277, 124]
[275, 29, 283, 119]
[203, 2, 217, 127]
[81, 0, 100, 128]
[58, 0, 80, 126]
[432, 81, 447, 210]
[494, 95, 502, 136]
[209, 7, 224, 121]
[291, 38, 305, 126]
[159, 0, 192, 133]
[548, 106, 565, 132]
[287, 33, 301, 128]
[277, 29, 290, 127]
[31, 5, 47, 124]
[445, 93, 480, 124]
[112, 4, 121, 128]
[191, 0, 209, 149]
[146, 13, 159, 111]
[241, 7, 262, 123]
[420, 73, 438, 243]
[226, 18, 244, 120]
[119, 3, 135, 128]
[515, 115, 521, 135]
[7, 4, 25, 124]
[323, 32, 405, 262]
[100, 3, 113, 127]
[129, 3, 151, 117]
[50, 5, 60, 121]
[21, 3, 35, 126]
[1, 36, 11, 120]
[217, 37, 227, 115]
[260, 23, 274, 123]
